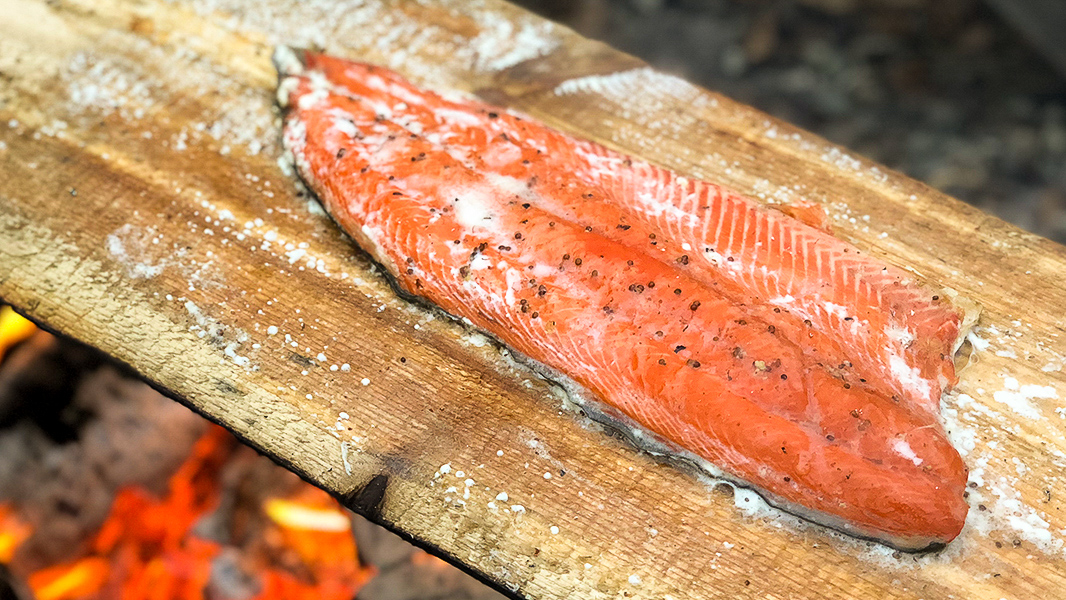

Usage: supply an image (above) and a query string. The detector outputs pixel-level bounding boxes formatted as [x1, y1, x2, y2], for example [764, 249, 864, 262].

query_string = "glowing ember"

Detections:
[0, 305, 37, 362]
[0, 504, 32, 563]
[0, 426, 374, 599]
[0, 305, 375, 598]
[28, 558, 110, 600]
[259, 487, 374, 598]
[264, 498, 351, 532]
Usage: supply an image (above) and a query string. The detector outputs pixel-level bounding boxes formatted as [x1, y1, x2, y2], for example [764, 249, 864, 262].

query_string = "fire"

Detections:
[264, 498, 351, 533]
[0, 504, 32, 563]
[257, 487, 375, 599]
[0, 305, 374, 598]
[28, 558, 110, 600]
[0, 426, 374, 599]
[0, 305, 38, 362]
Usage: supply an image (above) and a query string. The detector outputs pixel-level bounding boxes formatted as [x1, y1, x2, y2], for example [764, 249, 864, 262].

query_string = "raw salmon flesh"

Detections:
[275, 47, 971, 551]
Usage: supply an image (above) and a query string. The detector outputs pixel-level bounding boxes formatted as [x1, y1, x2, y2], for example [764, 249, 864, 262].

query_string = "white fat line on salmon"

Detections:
[363, 97, 394, 120]
[892, 439, 923, 466]
[469, 255, 493, 271]
[482, 142, 525, 169]
[503, 266, 522, 306]
[574, 146, 627, 178]
[483, 173, 537, 202]
[278, 53, 404, 123]
[328, 108, 361, 139]
[632, 191, 707, 234]
[361, 72, 428, 107]
[450, 188, 499, 232]
[294, 72, 333, 111]
[885, 323, 917, 347]
[823, 302, 851, 321]
[434, 108, 484, 128]
[888, 354, 933, 401]
[825, 302, 868, 335]
[699, 245, 741, 270]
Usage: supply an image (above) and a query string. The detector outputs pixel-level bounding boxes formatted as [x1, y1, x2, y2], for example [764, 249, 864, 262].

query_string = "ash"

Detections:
[516, 0, 1066, 244]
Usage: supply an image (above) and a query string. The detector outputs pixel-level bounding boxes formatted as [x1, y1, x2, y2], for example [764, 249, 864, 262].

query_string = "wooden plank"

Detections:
[1, 0, 1064, 598]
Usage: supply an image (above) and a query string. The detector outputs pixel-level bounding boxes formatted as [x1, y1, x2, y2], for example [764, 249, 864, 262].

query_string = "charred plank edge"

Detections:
[341, 473, 390, 519]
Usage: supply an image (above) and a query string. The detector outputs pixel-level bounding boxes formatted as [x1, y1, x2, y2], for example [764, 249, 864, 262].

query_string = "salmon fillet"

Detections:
[275, 47, 970, 551]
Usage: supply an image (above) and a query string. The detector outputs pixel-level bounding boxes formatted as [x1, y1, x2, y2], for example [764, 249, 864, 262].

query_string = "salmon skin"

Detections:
[275, 47, 969, 551]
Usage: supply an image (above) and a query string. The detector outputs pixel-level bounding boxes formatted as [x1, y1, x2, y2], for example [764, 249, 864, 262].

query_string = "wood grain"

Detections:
[1, 0, 1065, 598]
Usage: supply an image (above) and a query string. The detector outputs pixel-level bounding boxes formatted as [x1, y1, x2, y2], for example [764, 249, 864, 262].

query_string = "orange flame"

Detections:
[264, 498, 351, 533]
[259, 487, 376, 598]
[0, 503, 32, 563]
[0, 305, 37, 363]
[3, 426, 374, 599]
[0, 308, 374, 598]
[28, 558, 110, 600]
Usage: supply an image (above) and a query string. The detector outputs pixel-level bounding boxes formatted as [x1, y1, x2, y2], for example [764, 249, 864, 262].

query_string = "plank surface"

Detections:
[2, 1, 1065, 599]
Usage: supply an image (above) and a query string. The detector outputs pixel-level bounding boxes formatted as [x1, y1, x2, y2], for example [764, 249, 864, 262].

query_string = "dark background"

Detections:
[513, 0, 1066, 244]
